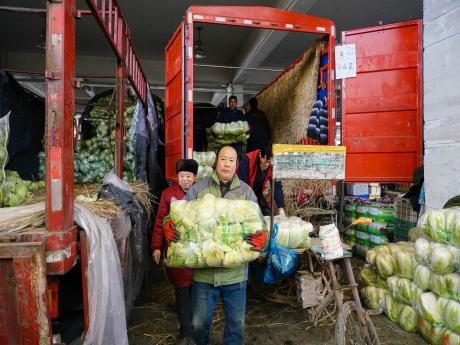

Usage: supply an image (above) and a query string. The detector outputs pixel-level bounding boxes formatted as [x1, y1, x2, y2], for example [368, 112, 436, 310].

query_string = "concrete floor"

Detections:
[127, 264, 427, 345]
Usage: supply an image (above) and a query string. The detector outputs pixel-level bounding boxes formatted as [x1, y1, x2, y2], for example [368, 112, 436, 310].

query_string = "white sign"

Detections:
[335, 44, 357, 79]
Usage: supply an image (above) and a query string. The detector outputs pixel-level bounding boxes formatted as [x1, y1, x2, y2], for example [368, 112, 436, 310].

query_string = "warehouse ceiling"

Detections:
[0, 0, 422, 108]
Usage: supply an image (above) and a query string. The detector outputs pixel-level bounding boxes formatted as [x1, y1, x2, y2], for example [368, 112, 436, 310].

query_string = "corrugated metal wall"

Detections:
[423, 0, 460, 209]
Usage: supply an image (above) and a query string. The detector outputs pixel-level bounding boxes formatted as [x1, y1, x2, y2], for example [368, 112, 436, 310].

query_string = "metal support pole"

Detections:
[270, 177, 275, 239]
[338, 180, 345, 231]
[115, 59, 125, 178]
[0, 6, 46, 14]
[45, 0, 76, 231]
[194, 63, 283, 73]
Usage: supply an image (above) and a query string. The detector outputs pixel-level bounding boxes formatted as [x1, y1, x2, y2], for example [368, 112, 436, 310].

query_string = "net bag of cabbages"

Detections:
[165, 194, 266, 268]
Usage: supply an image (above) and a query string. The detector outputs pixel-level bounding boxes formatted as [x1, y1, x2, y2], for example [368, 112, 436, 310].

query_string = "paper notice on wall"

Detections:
[335, 44, 357, 79]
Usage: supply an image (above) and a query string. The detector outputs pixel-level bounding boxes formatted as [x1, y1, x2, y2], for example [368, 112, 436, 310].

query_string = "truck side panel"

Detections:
[165, 23, 185, 181]
[342, 20, 423, 182]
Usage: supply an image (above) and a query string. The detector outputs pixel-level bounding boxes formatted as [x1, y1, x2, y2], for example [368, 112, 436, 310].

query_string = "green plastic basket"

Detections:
[394, 218, 417, 242]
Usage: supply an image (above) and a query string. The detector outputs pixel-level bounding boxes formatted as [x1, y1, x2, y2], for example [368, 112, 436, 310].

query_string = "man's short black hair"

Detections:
[249, 97, 258, 109]
[229, 95, 237, 102]
[260, 144, 273, 159]
[176, 159, 198, 175]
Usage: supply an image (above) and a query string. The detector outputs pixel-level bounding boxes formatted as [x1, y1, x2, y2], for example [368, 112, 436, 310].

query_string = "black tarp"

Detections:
[0, 71, 45, 180]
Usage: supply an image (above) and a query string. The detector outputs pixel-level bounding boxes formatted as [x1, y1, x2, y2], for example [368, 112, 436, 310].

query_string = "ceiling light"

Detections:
[194, 27, 206, 60]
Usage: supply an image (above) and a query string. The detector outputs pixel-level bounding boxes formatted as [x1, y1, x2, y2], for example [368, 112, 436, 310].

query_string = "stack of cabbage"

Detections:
[193, 151, 215, 180]
[264, 215, 313, 249]
[413, 208, 460, 344]
[166, 194, 264, 268]
[362, 242, 419, 333]
[0, 171, 31, 207]
[362, 208, 460, 344]
[38, 95, 137, 183]
[208, 121, 249, 147]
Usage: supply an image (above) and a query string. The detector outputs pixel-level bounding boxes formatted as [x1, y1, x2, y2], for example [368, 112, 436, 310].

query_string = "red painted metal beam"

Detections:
[114, 11, 126, 179]
[45, 0, 76, 232]
[115, 60, 125, 178]
[187, 6, 334, 34]
[0, 5, 46, 14]
[84, 0, 148, 106]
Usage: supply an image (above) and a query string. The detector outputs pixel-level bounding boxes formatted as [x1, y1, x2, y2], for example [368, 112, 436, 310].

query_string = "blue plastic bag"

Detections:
[263, 224, 299, 284]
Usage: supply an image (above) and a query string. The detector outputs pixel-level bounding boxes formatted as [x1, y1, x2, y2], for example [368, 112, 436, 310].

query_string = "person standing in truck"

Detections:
[245, 97, 271, 153]
[217, 95, 245, 123]
[216, 96, 245, 155]
[163, 145, 268, 345]
[151, 159, 198, 345]
[237, 144, 285, 216]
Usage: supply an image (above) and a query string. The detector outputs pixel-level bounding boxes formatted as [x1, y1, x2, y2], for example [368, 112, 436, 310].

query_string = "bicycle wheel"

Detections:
[335, 301, 380, 345]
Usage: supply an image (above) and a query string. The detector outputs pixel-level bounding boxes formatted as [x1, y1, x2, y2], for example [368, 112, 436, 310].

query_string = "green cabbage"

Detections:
[430, 245, 454, 274]
[430, 272, 448, 297]
[388, 242, 414, 255]
[239, 241, 260, 262]
[387, 276, 399, 298]
[415, 238, 431, 265]
[399, 305, 417, 332]
[223, 250, 243, 267]
[387, 276, 420, 305]
[417, 316, 432, 343]
[272, 216, 312, 248]
[376, 253, 394, 278]
[422, 210, 449, 243]
[446, 273, 460, 302]
[376, 274, 387, 289]
[394, 250, 416, 279]
[366, 245, 391, 265]
[193, 151, 216, 167]
[438, 297, 451, 315]
[360, 267, 378, 287]
[449, 245, 460, 272]
[398, 277, 413, 305]
[201, 239, 224, 266]
[418, 315, 448, 345]
[452, 211, 460, 248]
[384, 293, 402, 323]
[418, 292, 445, 327]
[414, 264, 432, 291]
[441, 329, 460, 345]
[166, 243, 187, 267]
[210, 121, 250, 145]
[446, 300, 460, 334]
[362, 286, 386, 311]
[366, 248, 377, 265]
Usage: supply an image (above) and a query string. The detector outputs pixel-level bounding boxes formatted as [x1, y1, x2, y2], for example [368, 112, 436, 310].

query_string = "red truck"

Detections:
[164, 6, 423, 183]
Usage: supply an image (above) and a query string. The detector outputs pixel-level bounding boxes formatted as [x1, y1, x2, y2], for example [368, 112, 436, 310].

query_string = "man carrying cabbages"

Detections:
[151, 159, 198, 345]
[164, 145, 268, 345]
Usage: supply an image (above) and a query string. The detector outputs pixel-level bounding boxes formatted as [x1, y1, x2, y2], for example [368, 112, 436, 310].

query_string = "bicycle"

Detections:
[305, 217, 380, 345]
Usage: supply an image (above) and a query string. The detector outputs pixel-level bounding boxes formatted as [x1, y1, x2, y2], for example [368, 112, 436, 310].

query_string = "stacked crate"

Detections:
[394, 197, 418, 241]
